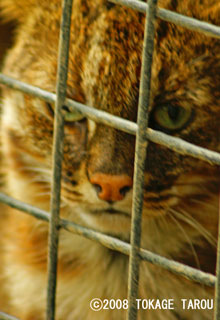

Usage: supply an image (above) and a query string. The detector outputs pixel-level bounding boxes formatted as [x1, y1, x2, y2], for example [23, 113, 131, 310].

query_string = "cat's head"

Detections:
[1, 0, 220, 237]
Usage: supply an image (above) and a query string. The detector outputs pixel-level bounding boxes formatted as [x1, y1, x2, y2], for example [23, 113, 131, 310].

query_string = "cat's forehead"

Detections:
[5, 0, 219, 118]
[150, 24, 220, 110]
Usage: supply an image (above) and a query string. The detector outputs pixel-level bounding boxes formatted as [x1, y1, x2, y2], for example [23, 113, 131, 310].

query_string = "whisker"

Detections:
[62, 194, 83, 203]
[171, 208, 216, 247]
[28, 177, 51, 184]
[180, 208, 216, 245]
[35, 192, 51, 197]
[168, 212, 201, 270]
[62, 186, 82, 197]
[175, 181, 217, 187]
[190, 198, 217, 210]
[18, 166, 51, 175]
[158, 214, 170, 232]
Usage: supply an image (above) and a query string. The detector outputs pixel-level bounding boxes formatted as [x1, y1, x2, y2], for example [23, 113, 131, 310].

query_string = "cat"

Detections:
[0, 0, 219, 319]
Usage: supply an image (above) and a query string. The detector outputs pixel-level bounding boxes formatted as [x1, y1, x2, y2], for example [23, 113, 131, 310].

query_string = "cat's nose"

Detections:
[90, 173, 133, 202]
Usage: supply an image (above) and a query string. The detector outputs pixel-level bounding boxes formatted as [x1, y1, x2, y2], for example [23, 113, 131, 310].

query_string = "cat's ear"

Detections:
[0, 0, 42, 22]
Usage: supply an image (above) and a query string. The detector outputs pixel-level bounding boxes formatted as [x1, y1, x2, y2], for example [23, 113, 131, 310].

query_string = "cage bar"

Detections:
[0, 312, 19, 320]
[0, 192, 50, 222]
[127, 0, 158, 319]
[0, 0, 219, 319]
[214, 196, 220, 319]
[46, 0, 73, 319]
[109, 0, 220, 39]
[1, 74, 220, 166]
[0, 191, 216, 288]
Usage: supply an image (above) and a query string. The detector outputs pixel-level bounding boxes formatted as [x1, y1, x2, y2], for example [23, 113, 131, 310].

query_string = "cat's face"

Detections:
[2, 0, 220, 237]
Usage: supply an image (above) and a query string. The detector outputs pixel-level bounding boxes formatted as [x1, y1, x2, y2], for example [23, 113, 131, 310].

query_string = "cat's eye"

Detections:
[46, 103, 85, 122]
[63, 105, 85, 122]
[64, 110, 85, 122]
[153, 104, 192, 131]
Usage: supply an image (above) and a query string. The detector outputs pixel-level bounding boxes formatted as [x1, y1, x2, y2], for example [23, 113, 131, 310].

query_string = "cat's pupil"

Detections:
[168, 105, 180, 121]
[63, 105, 70, 113]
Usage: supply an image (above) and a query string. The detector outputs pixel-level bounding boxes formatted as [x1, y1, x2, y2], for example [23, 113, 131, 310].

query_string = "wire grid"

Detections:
[0, 0, 220, 319]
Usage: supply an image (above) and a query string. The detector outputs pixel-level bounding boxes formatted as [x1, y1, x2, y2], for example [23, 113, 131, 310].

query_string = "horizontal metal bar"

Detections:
[0, 74, 220, 166]
[146, 128, 220, 165]
[61, 219, 216, 288]
[109, 0, 220, 39]
[0, 192, 50, 221]
[0, 192, 216, 287]
[0, 312, 19, 320]
[0, 73, 136, 136]
[0, 73, 55, 104]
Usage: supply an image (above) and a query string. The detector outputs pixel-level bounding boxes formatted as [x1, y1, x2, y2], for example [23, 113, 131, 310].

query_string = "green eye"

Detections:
[153, 105, 192, 131]
[63, 106, 85, 122]
[46, 103, 85, 122]
[64, 111, 85, 122]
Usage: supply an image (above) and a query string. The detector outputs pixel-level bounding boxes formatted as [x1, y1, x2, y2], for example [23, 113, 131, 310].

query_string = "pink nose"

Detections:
[90, 173, 133, 202]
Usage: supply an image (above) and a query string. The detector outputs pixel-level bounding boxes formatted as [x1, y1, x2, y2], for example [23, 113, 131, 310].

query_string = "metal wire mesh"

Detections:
[46, 0, 74, 318]
[0, 0, 220, 319]
[0, 312, 19, 320]
[127, 1, 158, 318]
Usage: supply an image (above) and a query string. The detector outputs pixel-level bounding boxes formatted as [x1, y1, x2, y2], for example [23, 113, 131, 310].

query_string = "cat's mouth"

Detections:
[77, 206, 132, 234]
[91, 208, 130, 217]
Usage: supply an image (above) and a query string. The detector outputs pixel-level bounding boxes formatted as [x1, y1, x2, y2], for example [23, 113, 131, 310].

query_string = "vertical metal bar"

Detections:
[214, 190, 220, 320]
[126, 0, 158, 319]
[46, 0, 73, 319]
